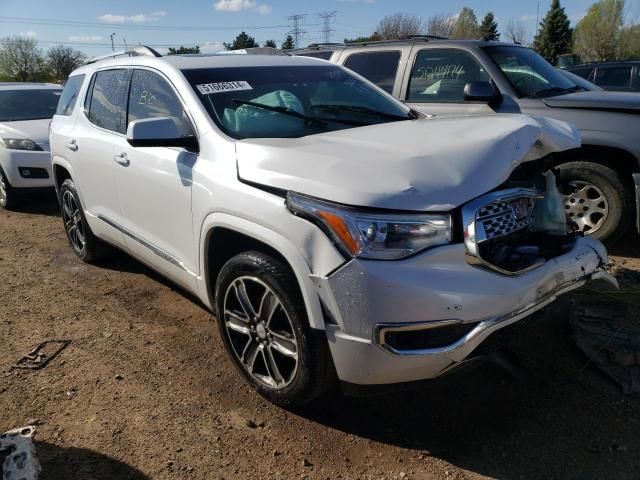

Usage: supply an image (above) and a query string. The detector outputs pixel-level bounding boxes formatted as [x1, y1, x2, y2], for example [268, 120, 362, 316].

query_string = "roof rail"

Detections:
[209, 47, 289, 56]
[85, 45, 162, 65]
[405, 34, 449, 40]
[345, 35, 448, 47]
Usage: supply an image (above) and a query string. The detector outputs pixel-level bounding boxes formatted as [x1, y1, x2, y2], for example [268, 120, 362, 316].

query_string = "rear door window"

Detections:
[86, 69, 129, 133]
[595, 66, 632, 90]
[343, 51, 401, 94]
[56, 75, 85, 116]
[127, 69, 194, 137]
[407, 49, 490, 103]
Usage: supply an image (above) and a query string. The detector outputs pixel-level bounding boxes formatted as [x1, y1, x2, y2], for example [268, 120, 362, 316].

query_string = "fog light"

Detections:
[18, 167, 49, 179]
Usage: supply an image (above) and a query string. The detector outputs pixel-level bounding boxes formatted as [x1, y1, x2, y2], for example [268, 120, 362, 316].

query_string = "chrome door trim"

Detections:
[97, 214, 196, 277]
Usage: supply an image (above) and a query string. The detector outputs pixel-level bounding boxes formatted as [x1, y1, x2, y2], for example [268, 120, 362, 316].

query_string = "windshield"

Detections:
[182, 65, 413, 139]
[0, 89, 61, 122]
[484, 46, 584, 98]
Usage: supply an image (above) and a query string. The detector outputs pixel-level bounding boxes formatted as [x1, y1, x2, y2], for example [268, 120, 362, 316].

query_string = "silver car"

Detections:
[296, 39, 640, 243]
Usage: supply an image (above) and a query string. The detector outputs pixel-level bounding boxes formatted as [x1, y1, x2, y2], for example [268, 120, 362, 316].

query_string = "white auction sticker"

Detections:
[196, 81, 253, 95]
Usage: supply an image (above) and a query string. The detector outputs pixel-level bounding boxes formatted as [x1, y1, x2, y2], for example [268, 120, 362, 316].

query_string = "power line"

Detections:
[0, 16, 291, 31]
[318, 11, 337, 43]
[287, 14, 307, 48]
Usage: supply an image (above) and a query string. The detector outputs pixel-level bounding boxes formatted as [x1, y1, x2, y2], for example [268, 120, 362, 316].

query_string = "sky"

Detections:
[1, 0, 639, 57]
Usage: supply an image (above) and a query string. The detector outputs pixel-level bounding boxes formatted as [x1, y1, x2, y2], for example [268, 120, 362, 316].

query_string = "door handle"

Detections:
[66, 140, 78, 152]
[113, 152, 130, 166]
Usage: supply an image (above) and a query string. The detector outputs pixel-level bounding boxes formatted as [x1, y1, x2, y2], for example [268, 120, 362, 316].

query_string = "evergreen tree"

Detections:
[479, 12, 500, 41]
[533, 0, 572, 64]
[167, 46, 200, 55]
[281, 35, 295, 50]
[224, 32, 259, 51]
[451, 7, 479, 39]
[264, 40, 277, 48]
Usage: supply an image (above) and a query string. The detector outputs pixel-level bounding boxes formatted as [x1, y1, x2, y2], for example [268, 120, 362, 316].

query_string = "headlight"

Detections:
[0, 138, 43, 151]
[287, 192, 451, 260]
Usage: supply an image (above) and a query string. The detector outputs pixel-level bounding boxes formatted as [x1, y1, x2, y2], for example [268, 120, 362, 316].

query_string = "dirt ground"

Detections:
[2, 194, 640, 480]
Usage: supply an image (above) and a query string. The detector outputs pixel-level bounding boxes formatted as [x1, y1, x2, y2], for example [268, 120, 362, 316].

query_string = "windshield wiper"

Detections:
[312, 104, 413, 121]
[232, 99, 367, 127]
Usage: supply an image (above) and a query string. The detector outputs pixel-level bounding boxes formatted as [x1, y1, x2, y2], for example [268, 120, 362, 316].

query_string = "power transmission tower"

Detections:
[287, 14, 307, 48]
[318, 11, 337, 43]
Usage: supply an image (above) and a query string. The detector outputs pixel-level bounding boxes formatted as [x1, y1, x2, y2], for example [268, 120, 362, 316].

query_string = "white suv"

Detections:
[50, 47, 615, 406]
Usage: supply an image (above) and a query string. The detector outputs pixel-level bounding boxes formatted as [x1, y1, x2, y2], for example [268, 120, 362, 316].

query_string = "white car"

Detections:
[50, 48, 615, 406]
[0, 82, 63, 209]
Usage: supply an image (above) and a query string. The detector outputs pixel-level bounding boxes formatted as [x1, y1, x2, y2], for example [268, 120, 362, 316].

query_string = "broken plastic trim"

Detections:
[1, 426, 41, 480]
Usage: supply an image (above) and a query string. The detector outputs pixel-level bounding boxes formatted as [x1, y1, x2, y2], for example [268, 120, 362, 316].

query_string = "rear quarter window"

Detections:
[56, 75, 85, 116]
[343, 51, 401, 94]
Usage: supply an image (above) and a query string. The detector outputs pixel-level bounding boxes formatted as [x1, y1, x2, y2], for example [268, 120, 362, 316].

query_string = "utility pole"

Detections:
[318, 11, 337, 44]
[287, 14, 307, 48]
[123, 38, 128, 50]
[110, 33, 116, 52]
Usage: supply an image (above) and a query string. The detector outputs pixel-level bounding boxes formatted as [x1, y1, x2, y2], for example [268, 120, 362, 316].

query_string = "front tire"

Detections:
[215, 251, 334, 407]
[555, 161, 632, 244]
[0, 167, 18, 210]
[60, 178, 109, 262]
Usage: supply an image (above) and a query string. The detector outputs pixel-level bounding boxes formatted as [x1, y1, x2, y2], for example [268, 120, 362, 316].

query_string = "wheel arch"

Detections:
[51, 159, 75, 201]
[200, 213, 326, 331]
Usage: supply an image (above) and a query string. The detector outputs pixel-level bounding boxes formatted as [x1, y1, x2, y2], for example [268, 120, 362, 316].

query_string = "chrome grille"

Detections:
[477, 197, 535, 240]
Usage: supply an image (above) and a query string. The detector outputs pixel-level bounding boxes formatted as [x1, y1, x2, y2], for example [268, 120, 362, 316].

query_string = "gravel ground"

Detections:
[1, 194, 640, 480]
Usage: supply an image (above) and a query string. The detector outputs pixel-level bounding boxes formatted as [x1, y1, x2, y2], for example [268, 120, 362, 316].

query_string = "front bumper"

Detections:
[313, 235, 615, 386]
[0, 149, 53, 189]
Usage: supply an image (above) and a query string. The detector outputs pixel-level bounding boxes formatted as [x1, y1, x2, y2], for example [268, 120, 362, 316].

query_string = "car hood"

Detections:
[0, 119, 51, 149]
[543, 90, 640, 112]
[236, 114, 580, 211]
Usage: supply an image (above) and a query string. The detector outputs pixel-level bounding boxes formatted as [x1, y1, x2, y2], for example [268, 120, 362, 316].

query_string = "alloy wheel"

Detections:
[62, 190, 86, 253]
[561, 180, 609, 234]
[223, 276, 299, 389]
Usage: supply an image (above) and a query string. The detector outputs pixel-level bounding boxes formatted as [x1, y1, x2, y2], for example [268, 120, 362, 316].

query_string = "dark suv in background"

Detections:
[567, 61, 640, 93]
[293, 39, 640, 243]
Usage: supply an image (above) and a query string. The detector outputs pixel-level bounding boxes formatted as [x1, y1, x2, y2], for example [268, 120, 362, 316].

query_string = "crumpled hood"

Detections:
[543, 90, 640, 112]
[0, 119, 51, 149]
[236, 114, 580, 211]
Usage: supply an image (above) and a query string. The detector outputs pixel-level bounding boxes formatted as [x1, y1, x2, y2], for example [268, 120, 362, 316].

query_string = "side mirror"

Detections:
[463, 81, 503, 105]
[126, 117, 198, 151]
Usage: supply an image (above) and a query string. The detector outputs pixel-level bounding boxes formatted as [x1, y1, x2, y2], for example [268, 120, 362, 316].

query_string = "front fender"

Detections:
[197, 212, 333, 330]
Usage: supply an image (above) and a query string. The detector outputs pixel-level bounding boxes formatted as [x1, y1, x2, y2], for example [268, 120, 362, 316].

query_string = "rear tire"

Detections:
[215, 251, 335, 407]
[0, 167, 19, 210]
[554, 161, 631, 244]
[60, 178, 110, 262]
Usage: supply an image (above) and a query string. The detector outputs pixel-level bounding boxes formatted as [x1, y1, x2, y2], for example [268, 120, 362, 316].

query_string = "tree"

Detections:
[626, 24, 640, 59]
[375, 13, 424, 40]
[425, 14, 455, 38]
[0, 36, 46, 82]
[46, 45, 85, 80]
[479, 12, 500, 41]
[505, 18, 531, 45]
[573, 0, 627, 62]
[264, 40, 277, 48]
[451, 7, 479, 39]
[224, 32, 259, 50]
[281, 35, 295, 50]
[533, 0, 572, 65]
[167, 46, 200, 55]
[344, 33, 382, 43]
